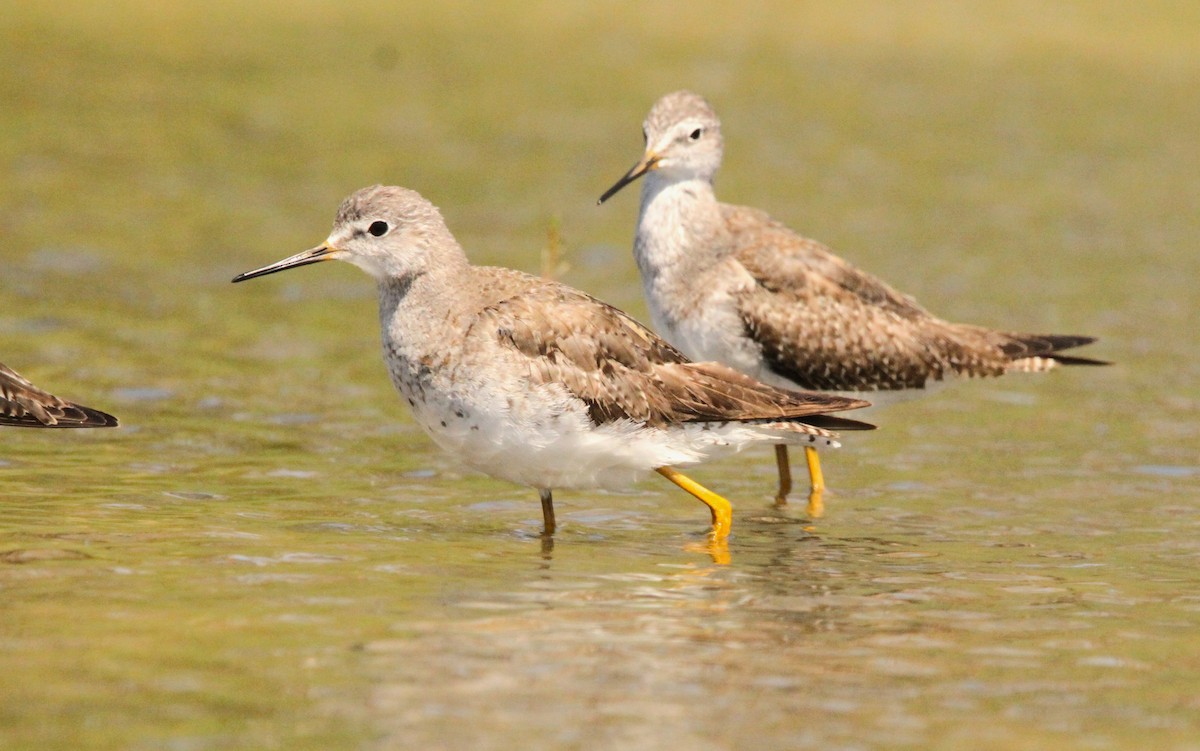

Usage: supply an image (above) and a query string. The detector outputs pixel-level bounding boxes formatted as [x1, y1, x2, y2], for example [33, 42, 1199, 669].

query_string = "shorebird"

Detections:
[0, 362, 118, 428]
[232, 185, 873, 539]
[599, 90, 1105, 510]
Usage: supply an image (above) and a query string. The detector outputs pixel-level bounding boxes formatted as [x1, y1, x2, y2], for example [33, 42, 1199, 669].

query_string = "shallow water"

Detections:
[3, 2, 1199, 749]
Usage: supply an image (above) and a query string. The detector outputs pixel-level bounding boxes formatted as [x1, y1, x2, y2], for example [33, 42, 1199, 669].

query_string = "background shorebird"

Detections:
[599, 90, 1106, 512]
[0, 362, 118, 428]
[233, 185, 874, 540]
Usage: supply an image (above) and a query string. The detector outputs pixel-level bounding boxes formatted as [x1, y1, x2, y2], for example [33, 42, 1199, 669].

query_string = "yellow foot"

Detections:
[806, 487, 825, 519]
[655, 466, 733, 538]
[684, 537, 731, 565]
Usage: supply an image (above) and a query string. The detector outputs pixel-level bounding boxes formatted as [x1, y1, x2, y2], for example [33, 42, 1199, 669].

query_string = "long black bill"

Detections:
[597, 153, 659, 205]
[231, 245, 337, 283]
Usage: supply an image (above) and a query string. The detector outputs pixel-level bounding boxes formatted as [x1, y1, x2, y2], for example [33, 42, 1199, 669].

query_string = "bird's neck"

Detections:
[376, 254, 474, 366]
[633, 174, 730, 332]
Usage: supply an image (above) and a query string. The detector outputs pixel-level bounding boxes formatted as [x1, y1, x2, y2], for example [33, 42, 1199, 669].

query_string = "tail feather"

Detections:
[1001, 333, 1110, 367]
[797, 413, 876, 432]
[675, 361, 873, 422]
[1037, 334, 1097, 351]
[1045, 353, 1109, 366]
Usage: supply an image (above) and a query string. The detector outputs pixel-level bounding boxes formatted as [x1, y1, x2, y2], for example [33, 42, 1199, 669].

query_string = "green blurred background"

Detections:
[2, 2, 1198, 749]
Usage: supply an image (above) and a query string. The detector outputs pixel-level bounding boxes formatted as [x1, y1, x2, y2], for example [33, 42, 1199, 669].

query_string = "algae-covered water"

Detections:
[2, 2, 1199, 749]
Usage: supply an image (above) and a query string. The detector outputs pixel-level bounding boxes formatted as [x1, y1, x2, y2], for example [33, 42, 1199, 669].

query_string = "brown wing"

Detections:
[0, 363, 119, 428]
[469, 282, 872, 429]
[724, 204, 1103, 390]
[723, 205, 931, 318]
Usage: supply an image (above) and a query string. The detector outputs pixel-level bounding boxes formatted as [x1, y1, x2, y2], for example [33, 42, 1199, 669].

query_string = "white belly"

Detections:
[400, 379, 831, 491]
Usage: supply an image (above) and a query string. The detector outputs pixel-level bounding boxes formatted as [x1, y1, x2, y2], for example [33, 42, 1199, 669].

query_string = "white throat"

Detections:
[633, 174, 728, 332]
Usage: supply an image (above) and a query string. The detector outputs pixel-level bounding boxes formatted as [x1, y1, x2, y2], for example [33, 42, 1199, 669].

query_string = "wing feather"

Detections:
[0, 363, 119, 428]
[471, 283, 872, 429]
[723, 204, 1105, 389]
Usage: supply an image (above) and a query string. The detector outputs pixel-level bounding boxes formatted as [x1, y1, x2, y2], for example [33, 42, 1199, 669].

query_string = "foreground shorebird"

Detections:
[0, 362, 118, 428]
[232, 185, 873, 539]
[599, 90, 1105, 510]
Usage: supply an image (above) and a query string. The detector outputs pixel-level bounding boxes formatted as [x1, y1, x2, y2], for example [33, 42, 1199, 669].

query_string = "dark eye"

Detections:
[368, 220, 389, 237]
[689, 128, 703, 141]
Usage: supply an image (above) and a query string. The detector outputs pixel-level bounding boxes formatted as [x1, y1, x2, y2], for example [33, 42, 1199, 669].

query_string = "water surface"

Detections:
[2, 2, 1198, 749]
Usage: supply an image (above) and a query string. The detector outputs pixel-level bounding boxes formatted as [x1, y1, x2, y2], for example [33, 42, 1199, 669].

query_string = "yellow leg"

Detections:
[773, 444, 792, 506]
[804, 445, 825, 518]
[804, 445, 825, 493]
[539, 488, 556, 536]
[656, 466, 733, 538]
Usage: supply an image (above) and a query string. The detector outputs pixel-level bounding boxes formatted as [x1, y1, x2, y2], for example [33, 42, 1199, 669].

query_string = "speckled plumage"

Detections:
[233, 185, 873, 537]
[726, 203, 1103, 391]
[0, 362, 118, 428]
[600, 91, 1105, 501]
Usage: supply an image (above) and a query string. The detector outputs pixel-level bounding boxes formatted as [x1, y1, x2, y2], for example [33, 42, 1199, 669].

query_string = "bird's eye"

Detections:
[368, 221, 389, 237]
[688, 128, 703, 141]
